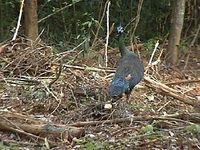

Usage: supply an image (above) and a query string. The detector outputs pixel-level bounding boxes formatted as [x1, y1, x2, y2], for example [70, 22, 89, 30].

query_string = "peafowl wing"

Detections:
[109, 52, 144, 99]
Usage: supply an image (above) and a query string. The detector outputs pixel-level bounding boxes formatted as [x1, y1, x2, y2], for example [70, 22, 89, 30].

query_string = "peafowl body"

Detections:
[109, 25, 144, 100]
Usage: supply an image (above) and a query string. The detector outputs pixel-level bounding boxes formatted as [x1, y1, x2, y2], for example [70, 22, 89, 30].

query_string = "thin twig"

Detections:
[91, 0, 108, 49]
[0, 77, 41, 85]
[184, 24, 200, 69]
[35, 28, 45, 42]
[130, 0, 143, 51]
[148, 40, 160, 65]
[157, 101, 171, 112]
[38, 0, 82, 23]
[145, 41, 161, 74]
[166, 79, 200, 85]
[48, 62, 63, 89]
[12, 0, 25, 41]
[105, 1, 111, 67]
[43, 84, 62, 116]
[55, 39, 87, 62]
[62, 64, 115, 73]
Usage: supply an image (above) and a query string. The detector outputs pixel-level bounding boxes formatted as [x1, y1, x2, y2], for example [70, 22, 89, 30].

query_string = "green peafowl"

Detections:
[108, 25, 144, 100]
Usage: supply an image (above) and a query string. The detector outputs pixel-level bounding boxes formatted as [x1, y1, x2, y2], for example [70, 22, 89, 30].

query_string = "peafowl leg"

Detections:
[126, 93, 131, 101]
[126, 90, 134, 104]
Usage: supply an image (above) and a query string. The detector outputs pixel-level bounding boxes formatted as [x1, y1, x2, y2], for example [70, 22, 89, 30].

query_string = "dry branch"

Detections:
[62, 64, 115, 73]
[69, 113, 199, 127]
[144, 76, 200, 109]
[0, 111, 85, 142]
[165, 79, 200, 85]
[0, 77, 41, 85]
[165, 112, 200, 124]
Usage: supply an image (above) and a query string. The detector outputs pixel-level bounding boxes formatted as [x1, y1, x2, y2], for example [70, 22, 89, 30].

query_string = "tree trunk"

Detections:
[166, 0, 185, 66]
[24, 0, 38, 42]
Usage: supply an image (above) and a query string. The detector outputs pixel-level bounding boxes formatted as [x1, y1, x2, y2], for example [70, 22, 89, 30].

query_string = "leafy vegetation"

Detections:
[1, 0, 198, 50]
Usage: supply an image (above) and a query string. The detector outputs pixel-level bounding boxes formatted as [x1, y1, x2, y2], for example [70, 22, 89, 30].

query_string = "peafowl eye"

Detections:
[108, 24, 144, 101]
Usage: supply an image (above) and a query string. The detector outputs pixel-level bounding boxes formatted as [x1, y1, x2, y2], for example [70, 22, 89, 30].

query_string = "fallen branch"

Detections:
[0, 111, 85, 143]
[144, 76, 200, 109]
[0, 77, 41, 85]
[69, 113, 197, 127]
[164, 112, 200, 124]
[62, 64, 115, 73]
[165, 79, 200, 85]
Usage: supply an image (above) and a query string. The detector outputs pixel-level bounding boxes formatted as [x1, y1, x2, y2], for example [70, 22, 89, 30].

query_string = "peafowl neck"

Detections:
[118, 33, 129, 57]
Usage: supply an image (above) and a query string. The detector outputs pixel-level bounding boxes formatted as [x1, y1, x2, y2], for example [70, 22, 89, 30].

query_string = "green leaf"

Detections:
[141, 124, 154, 134]
[186, 124, 200, 136]
[80, 140, 108, 150]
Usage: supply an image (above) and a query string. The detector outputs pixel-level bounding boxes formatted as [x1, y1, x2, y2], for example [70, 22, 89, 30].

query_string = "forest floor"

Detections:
[0, 38, 200, 150]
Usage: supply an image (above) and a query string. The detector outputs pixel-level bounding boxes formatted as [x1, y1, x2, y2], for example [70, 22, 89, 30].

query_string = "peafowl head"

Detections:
[108, 77, 129, 99]
[116, 24, 124, 34]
